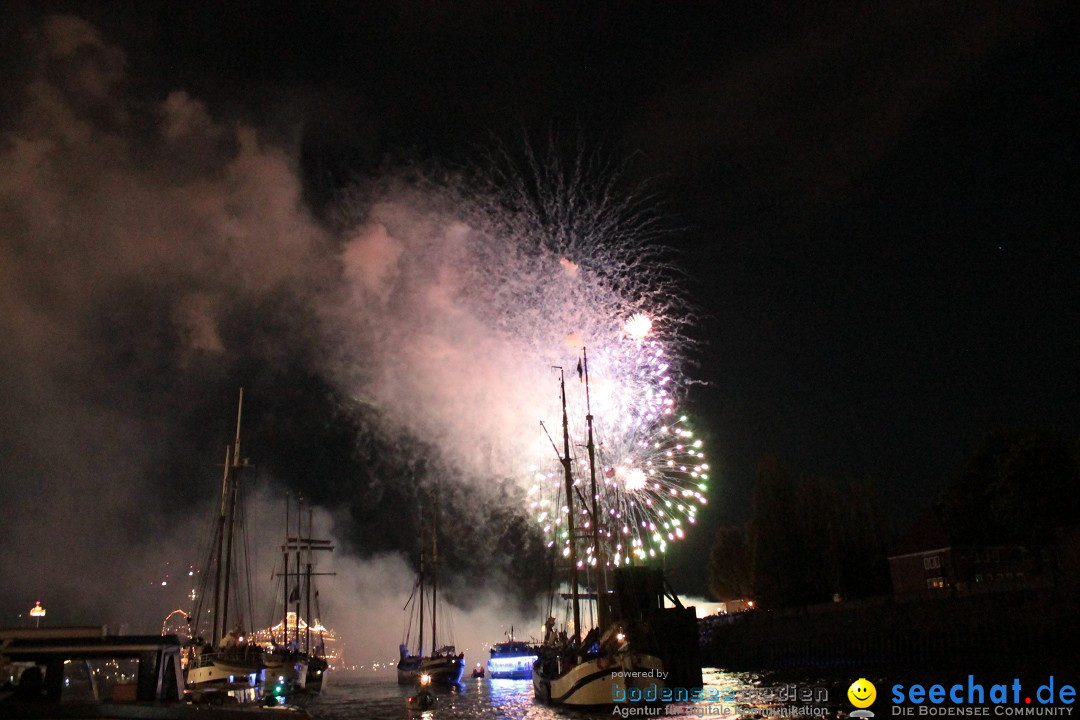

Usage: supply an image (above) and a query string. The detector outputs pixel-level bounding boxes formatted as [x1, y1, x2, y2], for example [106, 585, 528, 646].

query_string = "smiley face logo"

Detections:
[848, 678, 876, 708]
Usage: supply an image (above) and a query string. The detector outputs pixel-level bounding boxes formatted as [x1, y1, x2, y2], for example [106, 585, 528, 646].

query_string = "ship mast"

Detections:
[583, 348, 609, 632]
[305, 507, 313, 653]
[431, 494, 439, 654]
[277, 497, 335, 653]
[293, 496, 302, 646]
[213, 388, 247, 646]
[558, 368, 582, 644]
[282, 492, 290, 645]
[417, 523, 425, 658]
[211, 444, 230, 647]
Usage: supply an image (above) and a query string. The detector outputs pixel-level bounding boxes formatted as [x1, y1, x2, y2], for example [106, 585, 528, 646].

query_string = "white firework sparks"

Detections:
[335, 139, 708, 563]
[526, 331, 709, 566]
[477, 140, 709, 564]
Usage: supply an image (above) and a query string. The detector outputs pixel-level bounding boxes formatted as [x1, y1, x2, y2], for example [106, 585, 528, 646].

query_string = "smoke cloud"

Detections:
[0, 14, 696, 668]
[0, 12, 335, 632]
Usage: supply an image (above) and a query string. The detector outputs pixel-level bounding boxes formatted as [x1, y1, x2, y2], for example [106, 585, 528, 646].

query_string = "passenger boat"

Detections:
[486, 630, 538, 679]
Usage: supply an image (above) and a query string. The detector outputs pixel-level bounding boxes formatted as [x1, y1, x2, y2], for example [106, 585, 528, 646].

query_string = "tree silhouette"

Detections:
[710, 457, 890, 609]
[708, 525, 752, 601]
[943, 429, 1080, 546]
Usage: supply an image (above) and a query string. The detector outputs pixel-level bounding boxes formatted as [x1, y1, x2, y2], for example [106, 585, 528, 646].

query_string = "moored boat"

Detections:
[486, 632, 538, 680]
[184, 638, 265, 703]
[530, 357, 700, 710]
[261, 495, 335, 701]
[183, 389, 267, 702]
[532, 645, 665, 706]
[304, 654, 329, 693]
[262, 647, 308, 699]
[253, 612, 338, 697]
[396, 650, 464, 686]
[396, 501, 464, 686]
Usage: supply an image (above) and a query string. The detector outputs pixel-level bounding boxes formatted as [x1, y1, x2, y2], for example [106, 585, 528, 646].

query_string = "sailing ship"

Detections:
[531, 355, 702, 709]
[184, 389, 267, 701]
[264, 495, 334, 699]
[396, 501, 465, 686]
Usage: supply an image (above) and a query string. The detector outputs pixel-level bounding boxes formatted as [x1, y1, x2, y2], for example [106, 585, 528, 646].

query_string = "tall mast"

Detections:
[219, 388, 246, 644]
[282, 493, 290, 644]
[559, 368, 582, 644]
[583, 348, 609, 631]
[306, 507, 314, 654]
[417, 519, 425, 658]
[277, 498, 334, 653]
[294, 496, 302, 646]
[211, 445, 230, 647]
[431, 492, 438, 653]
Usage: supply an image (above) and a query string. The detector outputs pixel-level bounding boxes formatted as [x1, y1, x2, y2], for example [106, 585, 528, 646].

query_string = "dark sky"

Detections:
[1, 0, 1078, 607]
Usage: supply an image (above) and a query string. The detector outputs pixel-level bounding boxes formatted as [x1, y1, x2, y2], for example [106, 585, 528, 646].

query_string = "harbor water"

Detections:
[307, 668, 841, 719]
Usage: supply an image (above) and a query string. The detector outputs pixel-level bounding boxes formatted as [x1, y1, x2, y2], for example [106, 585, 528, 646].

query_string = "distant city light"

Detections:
[30, 601, 46, 628]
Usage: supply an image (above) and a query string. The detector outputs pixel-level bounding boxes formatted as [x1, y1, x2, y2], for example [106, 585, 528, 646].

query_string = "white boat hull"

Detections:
[185, 650, 266, 702]
[532, 652, 664, 708]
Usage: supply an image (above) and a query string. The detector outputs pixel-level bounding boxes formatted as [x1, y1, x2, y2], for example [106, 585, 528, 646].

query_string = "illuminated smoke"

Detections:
[330, 139, 708, 563]
[0, 15, 709, 653]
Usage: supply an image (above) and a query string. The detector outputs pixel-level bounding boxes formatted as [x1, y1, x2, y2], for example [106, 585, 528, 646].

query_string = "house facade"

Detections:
[888, 508, 1047, 597]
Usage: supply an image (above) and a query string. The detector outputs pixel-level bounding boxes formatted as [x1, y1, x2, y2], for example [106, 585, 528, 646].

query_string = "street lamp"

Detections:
[30, 601, 46, 628]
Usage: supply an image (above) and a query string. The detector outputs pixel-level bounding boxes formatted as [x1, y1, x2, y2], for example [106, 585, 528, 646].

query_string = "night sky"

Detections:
[1, 0, 1077, 633]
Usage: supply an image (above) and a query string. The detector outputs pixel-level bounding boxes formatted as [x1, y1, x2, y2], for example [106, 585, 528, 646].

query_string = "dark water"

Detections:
[306, 668, 841, 719]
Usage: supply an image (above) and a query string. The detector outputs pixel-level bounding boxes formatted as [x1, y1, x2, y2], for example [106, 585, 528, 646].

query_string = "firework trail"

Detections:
[333, 137, 709, 563]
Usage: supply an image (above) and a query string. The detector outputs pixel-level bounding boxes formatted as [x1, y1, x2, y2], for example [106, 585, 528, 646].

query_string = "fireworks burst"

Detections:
[526, 327, 709, 566]
[334, 136, 709, 564]
[473, 137, 709, 565]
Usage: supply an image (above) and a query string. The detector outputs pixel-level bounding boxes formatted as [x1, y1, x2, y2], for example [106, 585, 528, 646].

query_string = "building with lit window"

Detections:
[888, 508, 1048, 597]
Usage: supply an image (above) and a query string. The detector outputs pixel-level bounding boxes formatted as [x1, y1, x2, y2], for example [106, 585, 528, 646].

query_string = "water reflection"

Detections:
[675, 668, 835, 718]
[311, 668, 838, 719]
